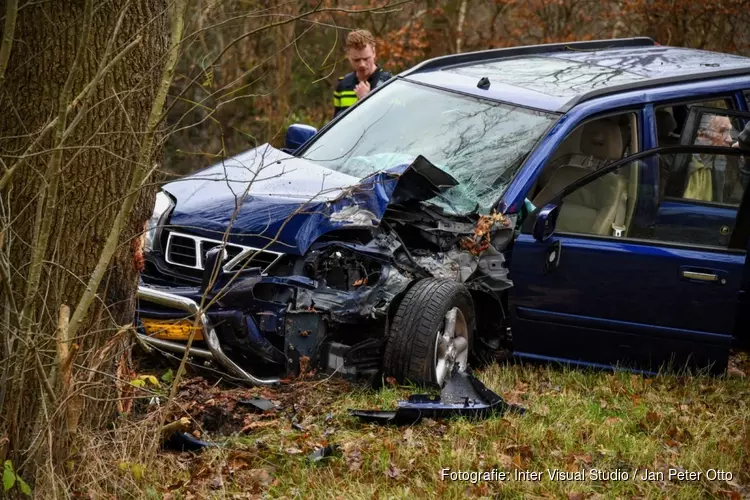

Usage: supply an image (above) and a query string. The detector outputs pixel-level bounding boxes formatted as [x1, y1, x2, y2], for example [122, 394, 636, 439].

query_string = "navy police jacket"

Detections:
[333, 67, 392, 117]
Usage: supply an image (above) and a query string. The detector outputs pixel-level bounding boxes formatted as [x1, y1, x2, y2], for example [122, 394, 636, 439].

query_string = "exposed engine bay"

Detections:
[136, 152, 517, 387]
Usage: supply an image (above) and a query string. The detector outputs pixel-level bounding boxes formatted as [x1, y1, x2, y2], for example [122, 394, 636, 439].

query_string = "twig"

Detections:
[0, 0, 18, 86]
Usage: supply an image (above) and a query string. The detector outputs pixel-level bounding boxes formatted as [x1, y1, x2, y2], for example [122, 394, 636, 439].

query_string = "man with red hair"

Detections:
[333, 29, 392, 118]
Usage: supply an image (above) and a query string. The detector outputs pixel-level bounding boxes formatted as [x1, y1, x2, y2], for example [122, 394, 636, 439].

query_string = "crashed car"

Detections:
[137, 37, 750, 386]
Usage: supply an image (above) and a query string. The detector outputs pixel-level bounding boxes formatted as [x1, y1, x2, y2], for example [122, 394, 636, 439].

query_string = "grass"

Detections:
[118, 357, 750, 499]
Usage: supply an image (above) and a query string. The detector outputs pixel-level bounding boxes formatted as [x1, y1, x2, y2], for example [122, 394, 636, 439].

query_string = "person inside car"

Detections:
[333, 30, 392, 118]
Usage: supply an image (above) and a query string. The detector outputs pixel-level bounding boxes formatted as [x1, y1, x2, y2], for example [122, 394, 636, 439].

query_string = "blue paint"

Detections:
[285, 123, 317, 151]
[508, 232, 740, 373]
[162, 145, 456, 255]
[501, 77, 750, 211]
[654, 200, 737, 248]
[147, 41, 750, 377]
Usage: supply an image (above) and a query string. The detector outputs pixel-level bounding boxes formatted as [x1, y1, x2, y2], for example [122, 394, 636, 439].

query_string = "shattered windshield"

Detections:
[300, 80, 558, 214]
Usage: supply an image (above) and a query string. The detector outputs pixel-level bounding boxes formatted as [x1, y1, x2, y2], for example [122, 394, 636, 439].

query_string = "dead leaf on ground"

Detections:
[227, 450, 255, 473]
[566, 452, 592, 466]
[346, 449, 362, 472]
[386, 464, 402, 479]
[506, 444, 533, 468]
[245, 469, 273, 487]
[497, 454, 514, 468]
[209, 475, 224, 490]
[727, 366, 746, 378]
[717, 490, 741, 500]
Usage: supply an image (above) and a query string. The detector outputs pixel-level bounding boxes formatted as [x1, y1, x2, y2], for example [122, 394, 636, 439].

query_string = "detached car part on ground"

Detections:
[136, 151, 514, 387]
[137, 38, 750, 387]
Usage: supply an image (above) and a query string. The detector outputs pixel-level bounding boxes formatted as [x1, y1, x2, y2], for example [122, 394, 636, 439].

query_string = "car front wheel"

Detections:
[383, 278, 475, 387]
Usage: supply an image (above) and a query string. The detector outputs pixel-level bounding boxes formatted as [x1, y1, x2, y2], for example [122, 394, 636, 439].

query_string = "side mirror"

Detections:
[284, 124, 317, 152]
[532, 204, 560, 242]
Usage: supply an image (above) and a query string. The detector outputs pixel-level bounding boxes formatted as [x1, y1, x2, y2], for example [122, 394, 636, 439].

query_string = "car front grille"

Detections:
[164, 231, 282, 274]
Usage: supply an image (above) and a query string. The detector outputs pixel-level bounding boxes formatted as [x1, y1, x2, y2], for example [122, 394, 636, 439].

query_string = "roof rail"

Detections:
[559, 65, 750, 112]
[401, 37, 656, 75]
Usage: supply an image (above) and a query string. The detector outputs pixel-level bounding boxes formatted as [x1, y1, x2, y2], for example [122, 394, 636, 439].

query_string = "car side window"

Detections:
[654, 98, 732, 147]
[662, 108, 748, 206]
[530, 112, 638, 209]
[744, 90, 750, 109]
[552, 150, 750, 250]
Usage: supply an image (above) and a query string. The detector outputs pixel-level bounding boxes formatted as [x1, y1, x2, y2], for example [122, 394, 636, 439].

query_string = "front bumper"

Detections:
[136, 285, 281, 386]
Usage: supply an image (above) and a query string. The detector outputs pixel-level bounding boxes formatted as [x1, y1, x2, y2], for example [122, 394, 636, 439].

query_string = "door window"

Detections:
[654, 97, 734, 147]
[536, 147, 750, 250]
[663, 107, 750, 205]
[530, 112, 638, 209]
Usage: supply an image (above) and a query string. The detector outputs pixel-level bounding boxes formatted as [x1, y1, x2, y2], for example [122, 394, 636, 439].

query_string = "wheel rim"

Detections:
[434, 307, 469, 386]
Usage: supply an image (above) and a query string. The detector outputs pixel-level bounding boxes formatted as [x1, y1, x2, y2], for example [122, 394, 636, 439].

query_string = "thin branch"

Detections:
[0, 0, 19, 86]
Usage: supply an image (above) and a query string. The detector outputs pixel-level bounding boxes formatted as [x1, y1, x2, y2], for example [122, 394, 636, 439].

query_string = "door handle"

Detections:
[679, 266, 728, 285]
[681, 270, 718, 282]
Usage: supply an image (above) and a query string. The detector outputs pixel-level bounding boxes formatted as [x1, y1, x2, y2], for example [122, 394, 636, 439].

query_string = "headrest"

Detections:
[655, 109, 677, 139]
[580, 119, 623, 161]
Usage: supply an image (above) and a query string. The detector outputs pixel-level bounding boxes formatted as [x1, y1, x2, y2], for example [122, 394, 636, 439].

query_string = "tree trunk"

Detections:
[0, 0, 169, 489]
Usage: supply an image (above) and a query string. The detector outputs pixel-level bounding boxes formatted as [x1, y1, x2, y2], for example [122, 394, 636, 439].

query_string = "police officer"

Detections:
[333, 29, 392, 118]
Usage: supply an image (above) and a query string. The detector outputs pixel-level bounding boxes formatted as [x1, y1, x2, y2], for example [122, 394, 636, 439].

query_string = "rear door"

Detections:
[654, 107, 750, 247]
[508, 145, 750, 374]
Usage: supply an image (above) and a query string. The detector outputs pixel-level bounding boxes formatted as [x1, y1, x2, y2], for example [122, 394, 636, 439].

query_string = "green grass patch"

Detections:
[145, 362, 750, 499]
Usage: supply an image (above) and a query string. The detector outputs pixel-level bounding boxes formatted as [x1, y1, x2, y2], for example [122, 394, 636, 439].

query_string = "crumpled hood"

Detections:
[162, 144, 457, 255]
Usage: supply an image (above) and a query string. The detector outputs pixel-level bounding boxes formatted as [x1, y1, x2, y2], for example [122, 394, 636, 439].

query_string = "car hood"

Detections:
[162, 144, 458, 255]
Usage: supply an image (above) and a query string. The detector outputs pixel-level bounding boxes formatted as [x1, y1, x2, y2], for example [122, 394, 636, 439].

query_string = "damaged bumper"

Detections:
[136, 286, 281, 386]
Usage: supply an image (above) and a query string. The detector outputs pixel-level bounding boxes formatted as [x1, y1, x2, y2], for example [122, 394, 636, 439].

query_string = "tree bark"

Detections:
[0, 0, 169, 487]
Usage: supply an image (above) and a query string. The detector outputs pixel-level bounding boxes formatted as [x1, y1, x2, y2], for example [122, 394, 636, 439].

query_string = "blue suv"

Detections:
[137, 37, 750, 387]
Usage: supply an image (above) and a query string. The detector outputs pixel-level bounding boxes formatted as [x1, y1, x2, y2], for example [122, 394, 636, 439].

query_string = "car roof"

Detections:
[401, 38, 750, 113]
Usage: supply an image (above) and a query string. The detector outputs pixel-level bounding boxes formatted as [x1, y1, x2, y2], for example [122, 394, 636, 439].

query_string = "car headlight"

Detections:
[144, 191, 174, 252]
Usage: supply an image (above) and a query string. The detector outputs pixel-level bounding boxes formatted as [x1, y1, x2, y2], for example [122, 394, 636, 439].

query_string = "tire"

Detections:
[383, 278, 475, 387]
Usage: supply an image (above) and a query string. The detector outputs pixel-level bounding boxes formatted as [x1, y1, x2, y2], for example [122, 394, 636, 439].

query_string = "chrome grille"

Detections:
[165, 231, 282, 273]
[165, 233, 198, 268]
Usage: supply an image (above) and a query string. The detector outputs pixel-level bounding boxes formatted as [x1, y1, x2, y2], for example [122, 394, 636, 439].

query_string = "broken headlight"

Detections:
[144, 190, 175, 252]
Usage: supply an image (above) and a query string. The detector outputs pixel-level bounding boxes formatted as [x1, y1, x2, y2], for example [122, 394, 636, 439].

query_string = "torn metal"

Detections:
[136, 148, 516, 386]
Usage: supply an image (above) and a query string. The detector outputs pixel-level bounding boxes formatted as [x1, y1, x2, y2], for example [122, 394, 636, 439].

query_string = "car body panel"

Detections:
[162, 145, 457, 255]
[509, 233, 740, 373]
[508, 146, 750, 374]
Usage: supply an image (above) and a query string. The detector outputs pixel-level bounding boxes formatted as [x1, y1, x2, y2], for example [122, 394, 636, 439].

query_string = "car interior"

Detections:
[655, 98, 743, 204]
[529, 113, 639, 237]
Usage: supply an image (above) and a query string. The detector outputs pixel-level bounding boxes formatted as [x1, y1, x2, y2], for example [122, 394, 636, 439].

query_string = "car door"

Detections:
[508, 145, 750, 375]
[653, 107, 750, 247]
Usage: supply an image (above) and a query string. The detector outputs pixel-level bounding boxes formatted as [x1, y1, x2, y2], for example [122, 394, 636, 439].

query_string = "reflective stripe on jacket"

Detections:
[333, 67, 392, 117]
